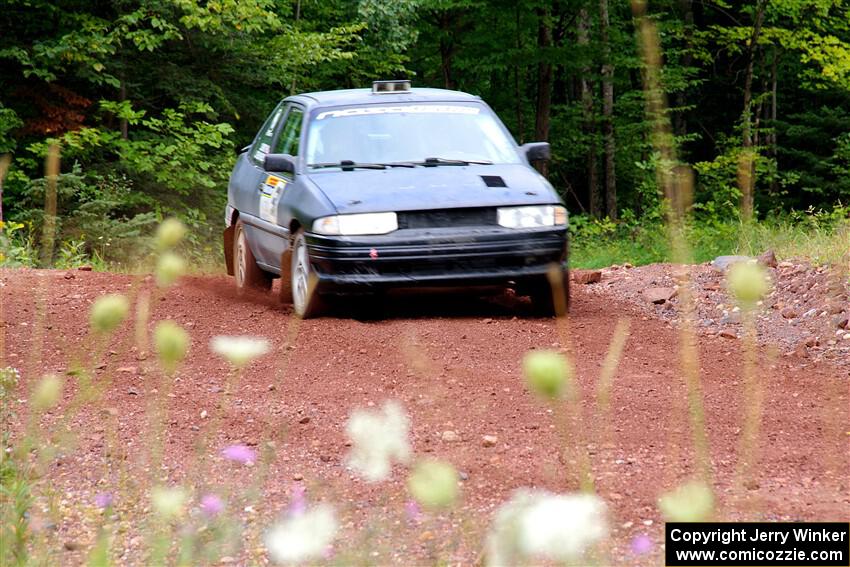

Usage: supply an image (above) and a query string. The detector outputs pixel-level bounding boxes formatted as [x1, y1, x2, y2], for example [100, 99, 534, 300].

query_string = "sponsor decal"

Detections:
[316, 105, 480, 121]
[259, 175, 287, 223]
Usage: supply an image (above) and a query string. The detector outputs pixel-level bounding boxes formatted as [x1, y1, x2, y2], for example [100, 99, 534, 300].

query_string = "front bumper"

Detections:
[307, 226, 568, 291]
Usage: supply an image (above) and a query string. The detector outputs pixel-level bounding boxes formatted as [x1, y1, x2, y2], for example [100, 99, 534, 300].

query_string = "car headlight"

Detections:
[497, 205, 567, 229]
[312, 212, 398, 236]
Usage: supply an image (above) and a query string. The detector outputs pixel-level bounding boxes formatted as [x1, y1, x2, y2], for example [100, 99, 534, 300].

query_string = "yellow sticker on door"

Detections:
[259, 176, 287, 223]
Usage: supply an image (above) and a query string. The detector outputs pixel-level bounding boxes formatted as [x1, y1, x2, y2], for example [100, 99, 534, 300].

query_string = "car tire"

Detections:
[290, 229, 327, 318]
[527, 267, 570, 316]
[234, 220, 272, 295]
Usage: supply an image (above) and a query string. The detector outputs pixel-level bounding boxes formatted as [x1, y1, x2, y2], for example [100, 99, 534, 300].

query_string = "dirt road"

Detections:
[3, 268, 848, 565]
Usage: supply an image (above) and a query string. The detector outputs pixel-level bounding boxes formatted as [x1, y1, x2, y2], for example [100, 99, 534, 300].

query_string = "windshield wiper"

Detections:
[309, 161, 386, 170]
[418, 157, 493, 167]
[309, 160, 418, 170]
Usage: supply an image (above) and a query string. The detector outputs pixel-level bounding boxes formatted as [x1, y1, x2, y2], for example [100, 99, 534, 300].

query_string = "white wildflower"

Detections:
[264, 503, 338, 564]
[485, 489, 608, 566]
[345, 400, 411, 482]
[210, 336, 270, 367]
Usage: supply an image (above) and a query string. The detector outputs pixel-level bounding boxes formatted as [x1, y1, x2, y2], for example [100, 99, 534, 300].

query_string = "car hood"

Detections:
[307, 164, 558, 214]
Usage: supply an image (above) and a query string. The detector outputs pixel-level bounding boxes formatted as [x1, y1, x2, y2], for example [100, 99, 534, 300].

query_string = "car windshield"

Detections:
[305, 103, 521, 167]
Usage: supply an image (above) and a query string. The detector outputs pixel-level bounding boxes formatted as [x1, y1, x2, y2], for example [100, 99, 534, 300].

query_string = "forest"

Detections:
[1, 0, 849, 268]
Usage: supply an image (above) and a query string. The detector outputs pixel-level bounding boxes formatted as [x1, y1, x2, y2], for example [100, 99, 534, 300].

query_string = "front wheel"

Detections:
[290, 229, 327, 318]
[234, 220, 272, 294]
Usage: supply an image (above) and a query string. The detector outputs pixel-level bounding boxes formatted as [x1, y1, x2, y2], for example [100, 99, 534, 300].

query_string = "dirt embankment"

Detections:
[578, 257, 850, 372]
[2, 267, 848, 565]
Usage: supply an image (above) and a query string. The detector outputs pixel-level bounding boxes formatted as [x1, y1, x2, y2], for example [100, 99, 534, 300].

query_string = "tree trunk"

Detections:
[438, 12, 455, 90]
[0, 154, 9, 223]
[119, 80, 128, 140]
[673, 0, 694, 137]
[740, 0, 767, 220]
[534, 8, 553, 176]
[514, 4, 524, 142]
[578, 6, 600, 217]
[769, 47, 779, 195]
[599, 0, 616, 219]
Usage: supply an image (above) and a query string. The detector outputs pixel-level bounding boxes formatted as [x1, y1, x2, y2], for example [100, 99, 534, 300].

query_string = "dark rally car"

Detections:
[223, 81, 569, 318]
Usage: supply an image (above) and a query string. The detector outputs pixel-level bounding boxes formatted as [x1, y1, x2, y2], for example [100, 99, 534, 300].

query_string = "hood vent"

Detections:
[481, 175, 507, 188]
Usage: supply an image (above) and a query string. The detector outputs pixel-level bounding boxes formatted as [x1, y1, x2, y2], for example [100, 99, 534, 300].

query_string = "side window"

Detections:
[273, 107, 304, 156]
[251, 104, 285, 165]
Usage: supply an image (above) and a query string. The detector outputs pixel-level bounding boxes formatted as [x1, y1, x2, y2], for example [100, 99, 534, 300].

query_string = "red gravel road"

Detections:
[2, 268, 848, 565]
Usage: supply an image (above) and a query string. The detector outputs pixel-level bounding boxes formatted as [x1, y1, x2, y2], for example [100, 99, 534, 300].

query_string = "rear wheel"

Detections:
[526, 267, 570, 316]
[234, 220, 272, 294]
[291, 229, 327, 318]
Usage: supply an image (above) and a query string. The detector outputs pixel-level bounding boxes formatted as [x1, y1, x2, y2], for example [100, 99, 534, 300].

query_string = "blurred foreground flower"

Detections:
[151, 486, 187, 519]
[154, 321, 189, 372]
[522, 350, 572, 399]
[345, 400, 411, 482]
[200, 493, 225, 517]
[631, 534, 653, 555]
[485, 489, 607, 566]
[408, 459, 459, 508]
[658, 480, 714, 522]
[156, 218, 187, 250]
[94, 492, 114, 509]
[221, 444, 257, 465]
[210, 336, 270, 367]
[726, 261, 771, 309]
[90, 294, 129, 334]
[155, 252, 186, 288]
[264, 503, 338, 564]
[31, 374, 62, 410]
[404, 500, 422, 524]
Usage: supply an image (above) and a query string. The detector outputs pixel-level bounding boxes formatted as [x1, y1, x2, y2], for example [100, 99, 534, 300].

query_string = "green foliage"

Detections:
[0, 221, 36, 267]
[570, 205, 849, 269]
[0, 105, 22, 154]
[0, 366, 30, 567]
[1, 0, 849, 270]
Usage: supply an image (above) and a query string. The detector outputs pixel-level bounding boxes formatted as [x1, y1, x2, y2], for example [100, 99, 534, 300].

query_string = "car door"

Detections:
[251, 103, 305, 269]
[230, 102, 285, 220]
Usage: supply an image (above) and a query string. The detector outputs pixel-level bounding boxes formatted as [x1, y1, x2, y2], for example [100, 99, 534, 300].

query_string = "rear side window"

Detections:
[274, 108, 304, 156]
[251, 104, 285, 164]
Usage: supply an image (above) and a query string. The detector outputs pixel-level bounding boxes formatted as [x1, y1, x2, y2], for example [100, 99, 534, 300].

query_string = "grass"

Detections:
[570, 211, 850, 269]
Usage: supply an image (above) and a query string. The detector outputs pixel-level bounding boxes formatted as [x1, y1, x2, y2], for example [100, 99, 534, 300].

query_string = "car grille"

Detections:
[396, 207, 497, 229]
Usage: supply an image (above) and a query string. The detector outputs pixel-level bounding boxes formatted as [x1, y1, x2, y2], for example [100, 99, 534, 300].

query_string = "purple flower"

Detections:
[631, 534, 653, 555]
[200, 493, 225, 517]
[221, 444, 257, 465]
[404, 500, 422, 524]
[289, 484, 307, 516]
[94, 492, 113, 509]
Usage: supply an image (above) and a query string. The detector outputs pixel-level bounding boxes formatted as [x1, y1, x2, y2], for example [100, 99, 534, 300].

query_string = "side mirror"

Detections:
[521, 142, 551, 162]
[264, 153, 296, 174]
